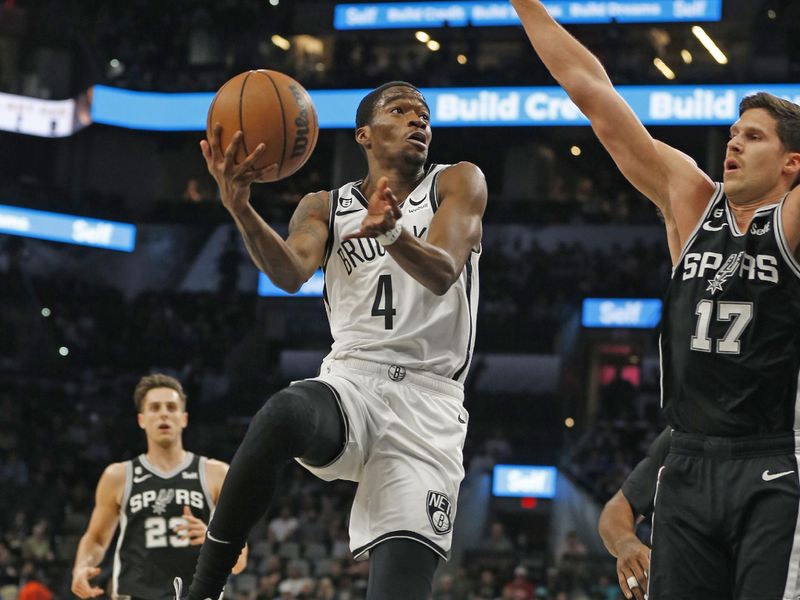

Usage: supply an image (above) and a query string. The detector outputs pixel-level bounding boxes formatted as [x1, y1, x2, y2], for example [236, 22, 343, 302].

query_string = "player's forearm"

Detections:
[230, 203, 310, 292]
[72, 535, 107, 574]
[598, 495, 637, 557]
[385, 231, 461, 296]
[511, 0, 612, 110]
[231, 544, 249, 575]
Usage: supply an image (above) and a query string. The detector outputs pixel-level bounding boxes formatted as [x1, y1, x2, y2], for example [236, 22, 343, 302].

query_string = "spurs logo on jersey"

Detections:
[113, 453, 214, 600]
[660, 183, 800, 436]
[321, 164, 480, 383]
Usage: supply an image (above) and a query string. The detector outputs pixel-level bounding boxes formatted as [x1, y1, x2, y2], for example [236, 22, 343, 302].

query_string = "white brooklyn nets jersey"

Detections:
[321, 163, 480, 383]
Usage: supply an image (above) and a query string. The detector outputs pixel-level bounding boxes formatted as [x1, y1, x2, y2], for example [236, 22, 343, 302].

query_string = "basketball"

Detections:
[206, 69, 319, 182]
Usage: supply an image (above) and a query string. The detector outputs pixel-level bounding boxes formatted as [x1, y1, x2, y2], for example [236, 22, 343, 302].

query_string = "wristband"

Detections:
[376, 221, 403, 246]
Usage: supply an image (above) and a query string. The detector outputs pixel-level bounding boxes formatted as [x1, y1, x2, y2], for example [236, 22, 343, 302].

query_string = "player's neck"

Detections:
[727, 188, 786, 231]
[145, 443, 187, 472]
[362, 166, 426, 202]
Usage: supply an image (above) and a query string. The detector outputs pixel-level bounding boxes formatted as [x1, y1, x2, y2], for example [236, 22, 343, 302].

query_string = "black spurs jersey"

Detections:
[113, 453, 214, 600]
[660, 183, 800, 436]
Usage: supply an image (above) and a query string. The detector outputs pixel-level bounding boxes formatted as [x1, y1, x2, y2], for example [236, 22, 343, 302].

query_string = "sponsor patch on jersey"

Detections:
[426, 490, 452, 535]
[181, 471, 198, 479]
[750, 221, 771, 236]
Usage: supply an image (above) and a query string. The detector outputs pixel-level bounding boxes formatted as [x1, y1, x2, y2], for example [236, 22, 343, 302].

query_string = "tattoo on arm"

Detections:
[289, 193, 329, 246]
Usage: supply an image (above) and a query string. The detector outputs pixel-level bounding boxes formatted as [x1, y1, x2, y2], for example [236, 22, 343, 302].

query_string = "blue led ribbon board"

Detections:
[492, 464, 558, 498]
[582, 298, 662, 328]
[258, 270, 325, 297]
[0, 204, 136, 252]
[334, 1, 722, 30]
[90, 84, 800, 130]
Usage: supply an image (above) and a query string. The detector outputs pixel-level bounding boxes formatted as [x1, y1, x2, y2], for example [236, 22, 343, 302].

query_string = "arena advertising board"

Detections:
[334, 0, 722, 29]
[581, 298, 662, 328]
[0, 91, 90, 137]
[0, 204, 136, 252]
[258, 270, 325, 297]
[492, 464, 558, 498]
[88, 84, 800, 131]
[7, 83, 800, 136]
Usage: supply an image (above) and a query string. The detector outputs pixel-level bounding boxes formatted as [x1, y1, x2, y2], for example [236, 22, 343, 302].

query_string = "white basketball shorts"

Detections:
[296, 357, 468, 561]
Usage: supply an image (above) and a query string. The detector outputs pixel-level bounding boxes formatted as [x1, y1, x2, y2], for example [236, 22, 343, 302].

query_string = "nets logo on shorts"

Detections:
[388, 365, 406, 382]
[426, 490, 452, 535]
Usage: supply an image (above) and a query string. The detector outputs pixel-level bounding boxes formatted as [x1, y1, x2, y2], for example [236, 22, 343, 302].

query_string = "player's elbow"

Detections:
[429, 269, 459, 296]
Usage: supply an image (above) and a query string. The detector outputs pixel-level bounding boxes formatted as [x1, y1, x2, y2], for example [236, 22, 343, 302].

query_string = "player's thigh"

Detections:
[649, 455, 731, 600]
[732, 461, 800, 600]
[366, 538, 439, 600]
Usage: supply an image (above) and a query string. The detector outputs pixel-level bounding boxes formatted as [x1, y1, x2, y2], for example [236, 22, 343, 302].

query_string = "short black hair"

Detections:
[355, 81, 427, 128]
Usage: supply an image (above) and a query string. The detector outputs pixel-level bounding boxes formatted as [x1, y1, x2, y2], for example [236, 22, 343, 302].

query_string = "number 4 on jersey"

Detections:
[372, 274, 396, 330]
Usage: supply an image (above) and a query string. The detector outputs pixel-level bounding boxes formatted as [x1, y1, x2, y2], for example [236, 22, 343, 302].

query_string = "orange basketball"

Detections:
[206, 70, 319, 182]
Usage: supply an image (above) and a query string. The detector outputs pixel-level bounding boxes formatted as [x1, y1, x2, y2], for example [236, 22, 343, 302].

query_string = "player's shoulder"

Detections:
[202, 458, 229, 478]
[294, 190, 331, 221]
[102, 460, 129, 481]
[96, 461, 128, 503]
[438, 161, 485, 182]
[437, 161, 488, 206]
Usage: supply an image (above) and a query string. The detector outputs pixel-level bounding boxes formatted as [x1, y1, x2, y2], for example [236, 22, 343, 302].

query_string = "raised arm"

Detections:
[201, 124, 328, 293]
[71, 463, 125, 599]
[510, 0, 713, 237]
[345, 163, 487, 295]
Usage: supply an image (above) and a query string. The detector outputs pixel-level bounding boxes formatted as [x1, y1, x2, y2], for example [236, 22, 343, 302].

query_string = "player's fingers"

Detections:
[210, 122, 225, 156]
[238, 143, 266, 172]
[617, 568, 633, 599]
[620, 568, 643, 600]
[89, 587, 104, 598]
[250, 162, 279, 183]
[223, 131, 243, 170]
[200, 140, 212, 164]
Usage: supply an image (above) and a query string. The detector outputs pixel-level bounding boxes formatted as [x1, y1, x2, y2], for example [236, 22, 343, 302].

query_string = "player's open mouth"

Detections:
[407, 132, 427, 148]
[724, 158, 740, 173]
[158, 425, 170, 431]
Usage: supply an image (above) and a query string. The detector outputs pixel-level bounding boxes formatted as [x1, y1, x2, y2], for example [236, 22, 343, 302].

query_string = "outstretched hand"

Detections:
[200, 123, 279, 214]
[342, 176, 403, 241]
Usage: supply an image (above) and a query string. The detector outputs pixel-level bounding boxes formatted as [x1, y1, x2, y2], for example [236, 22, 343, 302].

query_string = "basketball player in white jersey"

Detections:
[181, 81, 486, 600]
[71, 374, 247, 600]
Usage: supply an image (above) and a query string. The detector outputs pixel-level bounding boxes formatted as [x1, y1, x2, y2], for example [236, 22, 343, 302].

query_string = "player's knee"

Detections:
[245, 387, 311, 455]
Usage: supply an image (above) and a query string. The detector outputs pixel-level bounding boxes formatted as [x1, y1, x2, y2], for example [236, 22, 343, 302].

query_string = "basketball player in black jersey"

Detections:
[180, 82, 486, 600]
[71, 374, 247, 600]
[512, 1, 800, 598]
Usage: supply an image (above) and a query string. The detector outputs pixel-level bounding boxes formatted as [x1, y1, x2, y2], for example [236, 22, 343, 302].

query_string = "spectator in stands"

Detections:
[502, 565, 535, 600]
[21, 521, 53, 565]
[480, 522, 514, 553]
[268, 506, 299, 544]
